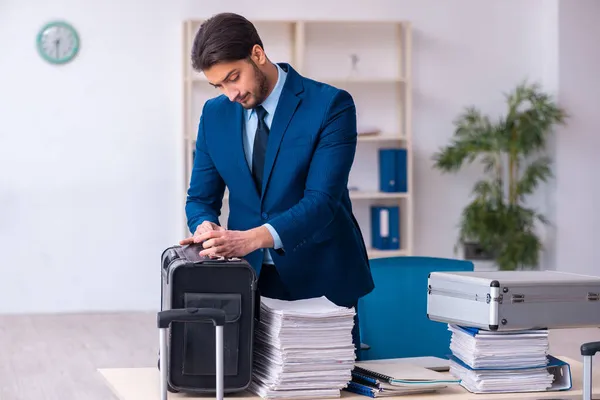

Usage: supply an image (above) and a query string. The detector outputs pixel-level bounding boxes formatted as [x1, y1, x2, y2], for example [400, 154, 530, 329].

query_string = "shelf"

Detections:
[348, 191, 408, 199]
[318, 77, 406, 84]
[357, 135, 406, 142]
[367, 248, 408, 259]
[221, 191, 406, 201]
[190, 75, 406, 85]
[186, 19, 410, 24]
[185, 135, 404, 142]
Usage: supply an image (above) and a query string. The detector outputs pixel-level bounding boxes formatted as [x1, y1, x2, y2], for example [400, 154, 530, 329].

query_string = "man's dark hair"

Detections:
[191, 13, 264, 71]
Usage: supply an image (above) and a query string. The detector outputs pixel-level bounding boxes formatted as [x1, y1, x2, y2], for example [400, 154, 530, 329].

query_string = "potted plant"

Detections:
[432, 81, 568, 271]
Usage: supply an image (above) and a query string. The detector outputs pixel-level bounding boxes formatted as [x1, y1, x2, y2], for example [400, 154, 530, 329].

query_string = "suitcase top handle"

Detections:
[157, 308, 226, 329]
[179, 243, 244, 264]
[581, 341, 600, 357]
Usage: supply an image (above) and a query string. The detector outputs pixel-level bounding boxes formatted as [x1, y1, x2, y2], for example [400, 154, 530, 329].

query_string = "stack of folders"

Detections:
[345, 362, 460, 398]
[446, 324, 572, 394]
[248, 296, 357, 399]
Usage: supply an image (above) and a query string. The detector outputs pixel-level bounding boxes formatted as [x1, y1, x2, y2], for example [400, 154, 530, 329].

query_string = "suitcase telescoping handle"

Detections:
[157, 308, 226, 400]
[581, 341, 600, 400]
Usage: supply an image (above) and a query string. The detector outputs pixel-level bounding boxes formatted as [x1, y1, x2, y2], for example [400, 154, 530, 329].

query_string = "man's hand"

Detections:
[196, 226, 274, 258]
[179, 221, 224, 245]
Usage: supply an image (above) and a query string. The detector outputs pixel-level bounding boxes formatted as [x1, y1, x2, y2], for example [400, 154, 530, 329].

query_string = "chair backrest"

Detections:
[357, 256, 474, 361]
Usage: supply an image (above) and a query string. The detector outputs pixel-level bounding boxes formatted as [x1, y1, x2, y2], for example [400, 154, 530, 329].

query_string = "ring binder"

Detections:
[378, 148, 407, 193]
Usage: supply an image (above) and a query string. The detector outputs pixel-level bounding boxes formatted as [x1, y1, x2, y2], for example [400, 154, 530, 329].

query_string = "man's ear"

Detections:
[250, 44, 266, 65]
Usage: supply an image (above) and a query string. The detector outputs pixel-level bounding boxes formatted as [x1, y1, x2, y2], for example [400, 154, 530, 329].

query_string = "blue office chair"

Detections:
[357, 256, 474, 361]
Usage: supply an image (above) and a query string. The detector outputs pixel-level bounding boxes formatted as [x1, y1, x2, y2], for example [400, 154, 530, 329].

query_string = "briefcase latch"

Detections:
[486, 293, 503, 304]
[511, 294, 525, 304]
[587, 292, 599, 301]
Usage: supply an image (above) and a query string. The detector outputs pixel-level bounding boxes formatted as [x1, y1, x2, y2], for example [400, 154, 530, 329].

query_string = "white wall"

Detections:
[553, 0, 600, 277]
[0, 0, 585, 314]
[0, 0, 186, 313]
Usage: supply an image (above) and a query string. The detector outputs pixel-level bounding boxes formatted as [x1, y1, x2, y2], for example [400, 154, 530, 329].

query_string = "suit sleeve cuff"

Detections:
[263, 223, 283, 249]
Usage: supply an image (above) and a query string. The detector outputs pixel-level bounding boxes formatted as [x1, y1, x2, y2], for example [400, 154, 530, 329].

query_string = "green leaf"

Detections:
[516, 156, 553, 198]
[432, 107, 502, 173]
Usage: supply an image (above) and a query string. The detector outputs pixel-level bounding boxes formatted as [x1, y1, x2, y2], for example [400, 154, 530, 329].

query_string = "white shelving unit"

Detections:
[181, 19, 413, 259]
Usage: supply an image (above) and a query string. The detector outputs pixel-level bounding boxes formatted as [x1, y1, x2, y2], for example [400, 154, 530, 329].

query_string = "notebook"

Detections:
[352, 361, 461, 388]
[361, 356, 450, 372]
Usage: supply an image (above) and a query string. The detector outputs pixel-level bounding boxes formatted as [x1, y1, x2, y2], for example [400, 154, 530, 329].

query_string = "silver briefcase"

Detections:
[426, 270, 600, 331]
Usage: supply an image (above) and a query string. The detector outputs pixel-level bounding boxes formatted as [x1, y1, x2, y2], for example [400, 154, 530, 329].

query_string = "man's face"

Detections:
[203, 56, 269, 109]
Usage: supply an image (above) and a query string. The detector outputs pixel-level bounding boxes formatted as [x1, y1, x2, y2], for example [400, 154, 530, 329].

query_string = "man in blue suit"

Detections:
[179, 12, 374, 351]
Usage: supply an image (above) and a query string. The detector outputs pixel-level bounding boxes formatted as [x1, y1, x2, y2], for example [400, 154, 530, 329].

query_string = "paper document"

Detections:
[248, 296, 357, 399]
[448, 324, 550, 369]
[445, 324, 572, 394]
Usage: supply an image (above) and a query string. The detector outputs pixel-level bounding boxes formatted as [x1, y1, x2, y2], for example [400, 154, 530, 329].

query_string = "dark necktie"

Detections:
[252, 105, 269, 194]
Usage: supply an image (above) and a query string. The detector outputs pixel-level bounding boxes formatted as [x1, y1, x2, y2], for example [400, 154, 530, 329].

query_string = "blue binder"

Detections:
[379, 148, 407, 192]
[447, 354, 572, 394]
[371, 205, 400, 250]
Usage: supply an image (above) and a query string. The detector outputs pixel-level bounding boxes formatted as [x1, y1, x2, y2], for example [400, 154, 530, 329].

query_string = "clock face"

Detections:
[36, 21, 80, 64]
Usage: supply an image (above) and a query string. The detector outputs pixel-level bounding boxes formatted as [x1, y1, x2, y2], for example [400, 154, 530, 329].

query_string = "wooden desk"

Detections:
[99, 356, 599, 399]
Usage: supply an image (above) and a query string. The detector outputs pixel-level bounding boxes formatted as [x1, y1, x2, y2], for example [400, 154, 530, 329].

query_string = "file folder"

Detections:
[379, 148, 407, 192]
[371, 206, 400, 250]
[448, 354, 572, 394]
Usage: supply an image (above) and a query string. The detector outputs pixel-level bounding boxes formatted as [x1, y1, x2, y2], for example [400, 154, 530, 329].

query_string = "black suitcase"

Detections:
[156, 243, 259, 400]
[581, 341, 600, 400]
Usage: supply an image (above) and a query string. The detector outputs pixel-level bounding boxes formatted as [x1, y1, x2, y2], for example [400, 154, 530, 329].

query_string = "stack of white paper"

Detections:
[248, 296, 357, 399]
[448, 325, 550, 369]
[447, 324, 554, 393]
[449, 360, 555, 394]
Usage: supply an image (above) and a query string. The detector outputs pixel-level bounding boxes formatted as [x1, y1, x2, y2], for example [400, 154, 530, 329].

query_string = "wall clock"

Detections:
[36, 21, 80, 65]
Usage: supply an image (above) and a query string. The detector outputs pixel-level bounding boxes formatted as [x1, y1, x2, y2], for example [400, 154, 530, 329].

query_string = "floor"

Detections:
[0, 312, 598, 400]
[0, 312, 157, 400]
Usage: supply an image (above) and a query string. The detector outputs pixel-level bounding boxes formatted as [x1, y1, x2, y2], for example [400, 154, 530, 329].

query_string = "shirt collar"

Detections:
[246, 63, 287, 120]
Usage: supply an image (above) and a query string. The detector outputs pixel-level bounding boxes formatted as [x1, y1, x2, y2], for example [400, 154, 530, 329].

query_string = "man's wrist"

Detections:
[249, 225, 274, 249]
[263, 223, 283, 249]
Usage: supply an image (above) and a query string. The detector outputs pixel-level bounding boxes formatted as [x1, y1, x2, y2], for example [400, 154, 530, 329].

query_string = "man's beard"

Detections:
[244, 61, 269, 108]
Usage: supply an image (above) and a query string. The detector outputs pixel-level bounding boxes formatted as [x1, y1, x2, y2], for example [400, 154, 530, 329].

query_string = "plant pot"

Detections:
[462, 242, 496, 261]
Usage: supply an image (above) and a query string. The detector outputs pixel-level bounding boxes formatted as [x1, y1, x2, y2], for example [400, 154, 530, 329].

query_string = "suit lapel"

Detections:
[261, 65, 304, 197]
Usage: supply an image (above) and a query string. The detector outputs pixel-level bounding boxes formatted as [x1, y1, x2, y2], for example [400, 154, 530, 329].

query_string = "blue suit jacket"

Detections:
[185, 63, 375, 307]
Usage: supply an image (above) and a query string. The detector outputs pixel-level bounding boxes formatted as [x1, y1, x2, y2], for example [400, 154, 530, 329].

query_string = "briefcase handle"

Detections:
[581, 341, 600, 357]
[157, 307, 226, 328]
[157, 308, 226, 400]
[581, 341, 600, 400]
[180, 242, 243, 264]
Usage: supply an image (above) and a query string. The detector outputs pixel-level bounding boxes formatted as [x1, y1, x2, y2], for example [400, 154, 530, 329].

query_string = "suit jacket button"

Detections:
[261, 212, 268, 219]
